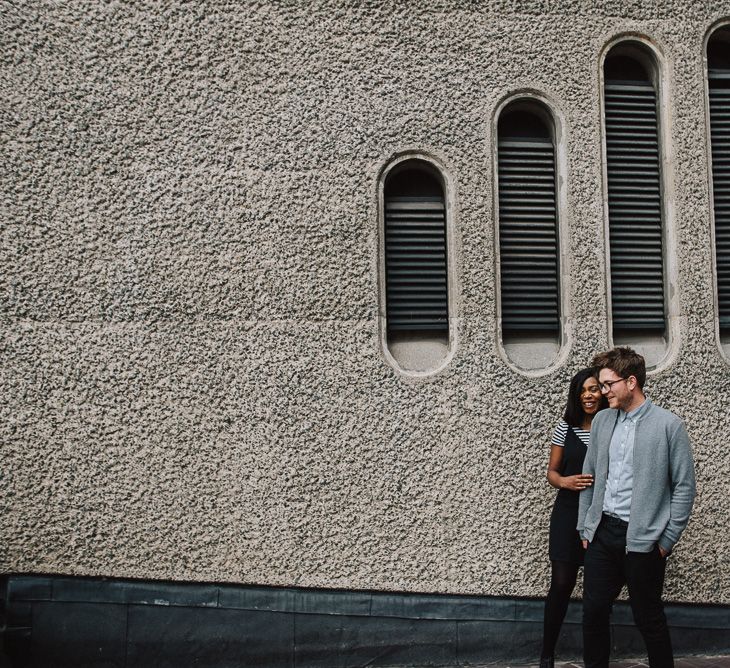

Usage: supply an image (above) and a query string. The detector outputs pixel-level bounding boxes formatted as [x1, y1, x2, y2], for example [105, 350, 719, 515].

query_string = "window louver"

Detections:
[709, 67, 730, 331]
[498, 137, 560, 333]
[605, 79, 666, 332]
[385, 196, 448, 333]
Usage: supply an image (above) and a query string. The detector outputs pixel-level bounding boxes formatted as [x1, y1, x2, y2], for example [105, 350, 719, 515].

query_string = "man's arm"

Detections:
[657, 420, 696, 554]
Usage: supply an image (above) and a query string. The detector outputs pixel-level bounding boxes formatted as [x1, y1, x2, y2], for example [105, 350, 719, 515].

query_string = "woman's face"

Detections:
[580, 376, 602, 415]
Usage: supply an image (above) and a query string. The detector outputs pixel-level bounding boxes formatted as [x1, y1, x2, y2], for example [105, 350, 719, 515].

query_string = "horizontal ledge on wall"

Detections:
[3, 575, 729, 667]
[4, 575, 730, 628]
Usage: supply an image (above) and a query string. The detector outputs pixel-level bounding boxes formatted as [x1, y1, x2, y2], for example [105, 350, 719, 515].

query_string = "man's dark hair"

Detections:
[563, 367, 608, 427]
[591, 346, 646, 390]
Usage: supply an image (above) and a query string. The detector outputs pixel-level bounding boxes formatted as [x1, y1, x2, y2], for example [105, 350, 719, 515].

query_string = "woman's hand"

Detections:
[546, 446, 594, 491]
[560, 474, 594, 491]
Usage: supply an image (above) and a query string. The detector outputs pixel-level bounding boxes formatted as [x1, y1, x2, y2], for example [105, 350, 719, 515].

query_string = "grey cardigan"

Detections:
[577, 400, 696, 553]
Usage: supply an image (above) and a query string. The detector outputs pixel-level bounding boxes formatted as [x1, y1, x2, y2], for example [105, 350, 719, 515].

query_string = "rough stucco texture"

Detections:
[2, 1, 730, 603]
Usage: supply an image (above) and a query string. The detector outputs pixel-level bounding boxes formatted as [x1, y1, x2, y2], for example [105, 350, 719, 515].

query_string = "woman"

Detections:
[540, 368, 607, 668]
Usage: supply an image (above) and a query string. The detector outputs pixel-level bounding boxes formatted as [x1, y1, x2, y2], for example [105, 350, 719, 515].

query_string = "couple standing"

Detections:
[540, 347, 696, 668]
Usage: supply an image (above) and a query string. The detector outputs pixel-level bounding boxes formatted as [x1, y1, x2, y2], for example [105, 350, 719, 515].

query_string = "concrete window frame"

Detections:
[376, 151, 458, 377]
[599, 34, 679, 372]
[492, 91, 572, 377]
[703, 18, 730, 366]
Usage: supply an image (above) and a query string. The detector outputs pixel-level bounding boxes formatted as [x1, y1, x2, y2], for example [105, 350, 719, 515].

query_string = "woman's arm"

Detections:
[547, 444, 594, 491]
[547, 444, 566, 489]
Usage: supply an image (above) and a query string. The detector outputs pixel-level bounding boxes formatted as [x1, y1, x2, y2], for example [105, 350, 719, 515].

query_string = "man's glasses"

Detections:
[599, 377, 627, 393]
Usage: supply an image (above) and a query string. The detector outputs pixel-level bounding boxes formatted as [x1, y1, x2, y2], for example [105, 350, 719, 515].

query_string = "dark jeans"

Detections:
[583, 514, 672, 668]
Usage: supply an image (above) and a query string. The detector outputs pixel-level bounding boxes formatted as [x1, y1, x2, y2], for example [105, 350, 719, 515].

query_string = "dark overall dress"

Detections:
[548, 426, 587, 564]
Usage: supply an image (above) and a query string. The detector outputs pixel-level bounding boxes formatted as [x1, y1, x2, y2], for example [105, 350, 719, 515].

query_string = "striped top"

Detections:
[551, 420, 590, 447]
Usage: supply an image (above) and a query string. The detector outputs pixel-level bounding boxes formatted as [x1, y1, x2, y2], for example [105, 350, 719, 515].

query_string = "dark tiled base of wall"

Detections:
[1, 575, 729, 668]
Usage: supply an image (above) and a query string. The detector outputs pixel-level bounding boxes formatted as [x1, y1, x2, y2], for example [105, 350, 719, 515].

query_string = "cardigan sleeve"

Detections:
[657, 419, 696, 553]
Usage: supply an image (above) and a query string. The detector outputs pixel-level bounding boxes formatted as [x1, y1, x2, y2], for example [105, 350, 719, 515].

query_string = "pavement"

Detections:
[479, 657, 730, 667]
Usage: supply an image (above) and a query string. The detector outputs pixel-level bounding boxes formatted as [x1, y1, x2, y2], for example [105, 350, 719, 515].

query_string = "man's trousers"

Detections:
[583, 514, 673, 668]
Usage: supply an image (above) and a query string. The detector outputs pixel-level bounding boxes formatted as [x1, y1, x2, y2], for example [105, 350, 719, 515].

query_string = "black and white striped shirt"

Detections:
[551, 420, 590, 447]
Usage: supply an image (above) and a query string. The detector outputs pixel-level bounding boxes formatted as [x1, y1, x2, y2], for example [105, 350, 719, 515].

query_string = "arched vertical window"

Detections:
[496, 100, 562, 371]
[603, 43, 668, 365]
[707, 25, 730, 354]
[380, 158, 453, 373]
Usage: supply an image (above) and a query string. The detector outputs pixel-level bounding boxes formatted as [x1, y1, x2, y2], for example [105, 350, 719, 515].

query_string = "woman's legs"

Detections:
[541, 560, 579, 659]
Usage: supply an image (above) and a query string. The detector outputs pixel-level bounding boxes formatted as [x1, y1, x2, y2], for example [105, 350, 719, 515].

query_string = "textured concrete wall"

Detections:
[2, 1, 730, 604]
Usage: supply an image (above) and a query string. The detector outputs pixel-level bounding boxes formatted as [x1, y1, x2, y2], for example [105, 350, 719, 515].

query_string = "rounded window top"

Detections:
[708, 26, 730, 69]
[708, 24, 730, 43]
[384, 160, 443, 199]
[605, 54, 650, 82]
[498, 100, 553, 140]
[603, 41, 659, 87]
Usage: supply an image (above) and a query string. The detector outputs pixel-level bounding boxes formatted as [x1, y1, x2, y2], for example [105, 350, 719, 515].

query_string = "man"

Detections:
[577, 347, 696, 668]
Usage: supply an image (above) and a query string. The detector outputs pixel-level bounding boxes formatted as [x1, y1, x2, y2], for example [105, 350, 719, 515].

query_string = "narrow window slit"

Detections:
[603, 44, 669, 367]
[381, 159, 453, 373]
[497, 102, 562, 371]
[708, 26, 730, 354]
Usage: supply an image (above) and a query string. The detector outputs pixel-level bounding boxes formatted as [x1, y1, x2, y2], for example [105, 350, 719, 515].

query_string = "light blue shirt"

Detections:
[602, 398, 651, 522]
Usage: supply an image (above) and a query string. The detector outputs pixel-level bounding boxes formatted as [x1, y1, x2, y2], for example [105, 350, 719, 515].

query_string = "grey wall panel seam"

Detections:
[123, 603, 129, 668]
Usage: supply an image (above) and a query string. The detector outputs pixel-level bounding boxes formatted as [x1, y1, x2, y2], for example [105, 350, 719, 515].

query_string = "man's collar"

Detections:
[620, 397, 651, 421]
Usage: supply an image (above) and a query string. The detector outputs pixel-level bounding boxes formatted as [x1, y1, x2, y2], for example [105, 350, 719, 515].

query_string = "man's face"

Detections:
[599, 368, 634, 411]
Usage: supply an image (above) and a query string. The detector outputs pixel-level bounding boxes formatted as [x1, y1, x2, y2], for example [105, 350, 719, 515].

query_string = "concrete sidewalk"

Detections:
[484, 657, 730, 667]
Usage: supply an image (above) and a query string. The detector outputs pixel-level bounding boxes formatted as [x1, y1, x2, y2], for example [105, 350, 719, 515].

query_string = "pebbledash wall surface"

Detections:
[3, 1, 730, 665]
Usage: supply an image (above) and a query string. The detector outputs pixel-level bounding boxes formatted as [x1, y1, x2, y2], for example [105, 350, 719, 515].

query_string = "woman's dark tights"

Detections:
[541, 560, 579, 659]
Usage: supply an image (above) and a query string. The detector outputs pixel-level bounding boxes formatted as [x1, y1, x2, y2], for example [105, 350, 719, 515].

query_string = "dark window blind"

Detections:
[709, 65, 730, 332]
[498, 137, 560, 333]
[384, 196, 448, 333]
[604, 78, 666, 333]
